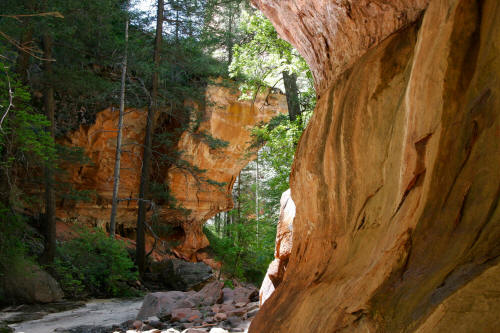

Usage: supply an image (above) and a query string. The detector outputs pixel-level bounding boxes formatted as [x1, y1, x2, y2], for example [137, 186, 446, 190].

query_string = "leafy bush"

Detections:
[204, 221, 275, 285]
[0, 207, 34, 305]
[52, 228, 138, 298]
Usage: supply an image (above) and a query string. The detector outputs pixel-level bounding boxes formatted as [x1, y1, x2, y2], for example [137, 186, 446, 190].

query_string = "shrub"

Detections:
[52, 227, 138, 298]
[0, 206, 34, 305]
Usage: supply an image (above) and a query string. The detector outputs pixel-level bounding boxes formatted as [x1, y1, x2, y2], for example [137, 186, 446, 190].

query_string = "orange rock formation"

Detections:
[260, 189, 295, 306]
[251, 0, 500, 332]
[58, 84, 287, 259]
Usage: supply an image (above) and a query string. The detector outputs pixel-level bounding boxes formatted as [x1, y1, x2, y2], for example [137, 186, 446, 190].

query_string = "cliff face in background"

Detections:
[166, 85, 287, 258]
[251, 0, 500, 332]
[58, 84, 287, 259]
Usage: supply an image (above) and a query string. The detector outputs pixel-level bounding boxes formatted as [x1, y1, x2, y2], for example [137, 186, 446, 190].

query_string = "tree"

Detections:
[41, 23, 57, 264]
[109, 3, 130, 238]
[136, 0, 164, 276]
[230, 10, 314, 120]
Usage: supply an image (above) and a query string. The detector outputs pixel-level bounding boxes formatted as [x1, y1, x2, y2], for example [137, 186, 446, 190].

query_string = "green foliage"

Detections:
[192, 130, 229, 150]
[230, 11, 312, 99]
[252, 111, 311, 215]
[204, 210, 276, 285]
[0, 62, 56, 163]
[0, 206, 38, 304]
[52, 228, 138, 298]
[0, 206, 31, 275]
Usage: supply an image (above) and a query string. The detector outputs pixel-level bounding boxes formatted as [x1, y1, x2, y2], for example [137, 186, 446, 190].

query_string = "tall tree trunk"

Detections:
[255, 152, 260, 248]
[215, 213, 220, 236]
[15, 0, 35, 84]
[136, 0, 163, 276]
[282, 71, 301, 121]
[237, 172, 241, 223]
[110, 10, 129, 238]
[15, 29, 33, 84]
[225, 212, 230, 238]
[41, 32, 56, 264]
[226, 4, 235, 66]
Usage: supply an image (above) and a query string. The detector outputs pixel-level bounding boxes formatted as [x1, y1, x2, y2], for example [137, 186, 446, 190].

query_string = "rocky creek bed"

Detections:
[1, 282, 259, 333]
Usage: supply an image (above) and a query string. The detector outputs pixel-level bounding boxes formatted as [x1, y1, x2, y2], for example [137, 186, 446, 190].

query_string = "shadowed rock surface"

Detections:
[147, 259, 213, 291]
[251, 0, 500, 332]
[1, 262, 63, 304]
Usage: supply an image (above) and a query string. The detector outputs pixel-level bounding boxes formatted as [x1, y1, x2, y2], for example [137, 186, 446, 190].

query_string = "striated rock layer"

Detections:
[251, 0, 500, 332]
[58, 84, 287, 259]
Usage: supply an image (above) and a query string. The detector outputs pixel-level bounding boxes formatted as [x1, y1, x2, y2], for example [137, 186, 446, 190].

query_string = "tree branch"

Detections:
[0, 69, 14, 132]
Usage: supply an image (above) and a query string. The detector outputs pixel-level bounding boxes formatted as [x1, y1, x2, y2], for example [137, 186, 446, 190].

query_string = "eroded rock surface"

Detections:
[259, 189, 295, 306]
[251, 0, 500, 332]
[251, 0, 429, 94]
[56, 84, 286, 259]
[167, 84, 287, 258]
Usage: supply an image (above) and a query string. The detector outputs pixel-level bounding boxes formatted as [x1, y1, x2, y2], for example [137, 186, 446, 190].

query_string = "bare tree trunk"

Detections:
[215, 213, 220, 236]
[226, 3, 235, 66]
[255, 152, 260, 248]
[237, 172, 241, 223]
[225, 211, 230, 237]
[282, 71, 301, 121]
[110, 10, 129, 238]
[41, 32, 56, 264]
[137, 0, 163, 276]
[15, 29, 33, 84]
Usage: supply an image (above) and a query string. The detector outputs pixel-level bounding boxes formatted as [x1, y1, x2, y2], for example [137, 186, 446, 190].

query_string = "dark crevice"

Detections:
[392, 132, 432, 218]
[453, 184, 471, 229]
[392, 170, 426, 219]
[357, 215, 366, 231]
[354, 184, 383, 233]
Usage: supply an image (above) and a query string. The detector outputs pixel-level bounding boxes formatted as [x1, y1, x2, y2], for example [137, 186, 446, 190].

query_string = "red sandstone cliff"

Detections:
[58, 84, 287, 259]
[251, 0, 500, 332]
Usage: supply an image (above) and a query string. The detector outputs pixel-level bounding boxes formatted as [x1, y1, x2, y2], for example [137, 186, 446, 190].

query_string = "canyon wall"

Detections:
[251, 0, 500, 332]
[58, 84, 287, 259]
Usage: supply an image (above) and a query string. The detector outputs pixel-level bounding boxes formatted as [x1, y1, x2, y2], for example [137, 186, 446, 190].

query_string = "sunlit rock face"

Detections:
[167, 84, 288, 259]
[251, 0, 500, 332]
[58, 107, 147, 229]
[260, 189, 295, 306]
[58, 84, 287, 259]
[251, 0, 429, 95]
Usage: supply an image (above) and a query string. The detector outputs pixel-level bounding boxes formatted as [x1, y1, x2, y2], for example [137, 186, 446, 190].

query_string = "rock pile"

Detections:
[124, 281, 259, 333]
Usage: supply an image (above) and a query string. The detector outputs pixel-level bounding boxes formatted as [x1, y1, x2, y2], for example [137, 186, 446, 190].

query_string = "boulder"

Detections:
[186, 281, 223, 306]
[150, 259, 213, 291]
[209, 328, 229, 333]
[182, 329, 205, 333]
[137, 282, 224, 320]
[164, 329, 180, 333]
[136, 291, 187, 320]
[171, 308, 202, 322]
[232, 286, 258, 305]
[221, 287, 234, 304]
[214, 312, 227, 321]
[1, 262, 63, 303]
